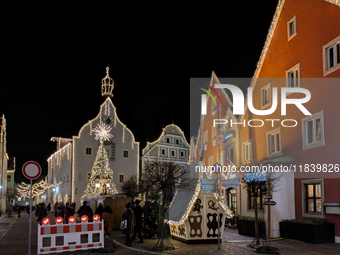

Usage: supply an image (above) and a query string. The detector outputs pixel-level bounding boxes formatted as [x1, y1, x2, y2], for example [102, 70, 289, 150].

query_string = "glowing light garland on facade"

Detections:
[17, 181, 62, 199]
[324, 0, 340, 6]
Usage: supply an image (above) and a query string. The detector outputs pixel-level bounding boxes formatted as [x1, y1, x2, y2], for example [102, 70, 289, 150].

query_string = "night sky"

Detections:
[0, 3, 278, 183]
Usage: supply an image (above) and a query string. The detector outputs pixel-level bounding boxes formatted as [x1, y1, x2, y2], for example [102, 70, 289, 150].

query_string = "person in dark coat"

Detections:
[64, 203, 75, 223]
[55, 202, 64, 219]
[132, 200, 143, 243]
[79, 200, 93, 222]
[35, 203, 48, 225]
[17, 205, 21, 218]
[95, 203, 104, 220]
[77, 201, 87, 216]
[47, 203, 51, 215]
[102, 205, 115, 248]
[122, 202, 135, 247]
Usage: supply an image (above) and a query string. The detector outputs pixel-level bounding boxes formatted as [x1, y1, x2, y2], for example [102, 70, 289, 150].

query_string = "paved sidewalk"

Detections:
[1, 212, 340, 254]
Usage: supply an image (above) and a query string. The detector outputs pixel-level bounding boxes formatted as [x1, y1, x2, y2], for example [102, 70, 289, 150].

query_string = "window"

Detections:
[7, 175, 11, 182]
[176, 139, 180, 145]
[161, 148, 166, 156]
[226, 147, 234, 164]
[166, 137, 171, 143]
[306, 183, 322, 213]
[226, 188, 237, 211]
[180, 151, 184, 157]
[203, 129, 208, 144]
[302, 111, 324, 150]
[323, 35, 340, 75]
[302, 179, 324, 218]
[105, 148, 110, 156]
[123, 150, 129, 158]
[208, 155, 214, 166]
[286, 63, 300, 88]
[211, 95, 217, 114]
[119, 174, 125, 183]
[243, 141, 252, 162]
[85, 147, 92, 155]
[171, 150, 176, 157]
[261, 82, 271, 108]
[287, 15, 297, 40]
[266, 128, 281, 157]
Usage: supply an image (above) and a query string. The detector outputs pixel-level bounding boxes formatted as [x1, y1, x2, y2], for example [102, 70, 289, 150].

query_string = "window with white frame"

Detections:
[243, 141, 252, 162]
[226, 146, 234, 164]
[286, 63, 300, 88]
[208, 155, 214, 166]
[323, 35, 340, 75]
[287, 15, 297, 40]
[302, 179, 324, 218]
[266, 128, 282, 157]
[161, 148, 166, 156]
[180, 151, 184, 157]
[302, 111, 325, 150]
[261, 82, 272, 108]
[211, 124, 217, 140]
[176, 138, 180, 145]
[203, 129, 208, 144]
[211, 95, 217, 114]
[171, 150, 176, 157]
[166, 137, 171, 143]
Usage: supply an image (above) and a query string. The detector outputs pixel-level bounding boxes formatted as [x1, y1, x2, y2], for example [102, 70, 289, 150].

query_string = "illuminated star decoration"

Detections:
[93, 122, 113, 143]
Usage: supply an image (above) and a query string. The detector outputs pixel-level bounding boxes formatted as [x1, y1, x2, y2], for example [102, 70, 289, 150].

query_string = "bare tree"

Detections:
[121, 175, 140, 202]
[142, 158, 190, 251]
[241, 171, 281, 247]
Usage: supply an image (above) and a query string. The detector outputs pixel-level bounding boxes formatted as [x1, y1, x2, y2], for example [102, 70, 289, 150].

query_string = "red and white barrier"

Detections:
[38, 215, 104, 254]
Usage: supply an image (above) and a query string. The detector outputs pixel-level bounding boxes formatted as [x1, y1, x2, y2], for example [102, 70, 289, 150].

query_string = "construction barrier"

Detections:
[37, 215, 104, 254]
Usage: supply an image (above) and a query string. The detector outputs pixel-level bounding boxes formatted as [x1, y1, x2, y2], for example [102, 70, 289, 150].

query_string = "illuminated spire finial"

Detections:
[101, 66, 114, 99]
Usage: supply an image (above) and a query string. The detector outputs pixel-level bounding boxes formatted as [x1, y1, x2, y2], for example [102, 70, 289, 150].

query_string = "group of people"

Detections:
[91, 200, 143, 248]
[20, 199, 144, 249]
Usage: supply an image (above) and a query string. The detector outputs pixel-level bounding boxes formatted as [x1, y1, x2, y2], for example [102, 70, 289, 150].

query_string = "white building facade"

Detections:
[142, 124, 190, 174]
[47, 68, 139, 205]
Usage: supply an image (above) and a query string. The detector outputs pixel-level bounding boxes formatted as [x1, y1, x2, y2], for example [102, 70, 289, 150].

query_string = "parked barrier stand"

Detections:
[37, 214, 104, 254]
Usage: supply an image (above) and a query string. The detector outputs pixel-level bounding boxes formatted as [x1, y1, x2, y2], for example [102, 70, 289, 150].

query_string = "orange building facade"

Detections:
[240, 0, 340, 240]
[191, 0, 340, 241]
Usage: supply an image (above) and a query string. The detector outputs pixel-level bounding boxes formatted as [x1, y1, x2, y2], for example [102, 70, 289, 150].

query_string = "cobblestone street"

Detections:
[1, 212, 340, 254]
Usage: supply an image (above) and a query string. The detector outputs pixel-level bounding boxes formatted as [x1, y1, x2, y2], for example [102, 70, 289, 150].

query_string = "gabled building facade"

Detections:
[47, 68, 139, 205]
[239, 0, 340, 240]
[142, 124, 190, 174]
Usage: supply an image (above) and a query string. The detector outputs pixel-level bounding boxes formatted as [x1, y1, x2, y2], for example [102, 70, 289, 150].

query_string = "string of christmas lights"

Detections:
[17, 181, 62, 199]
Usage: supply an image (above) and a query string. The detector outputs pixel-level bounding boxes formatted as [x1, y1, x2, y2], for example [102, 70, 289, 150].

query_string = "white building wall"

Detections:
[47, 143, 72, 204]
[239, 170, 295, 238]
[73, 98, 139, 204]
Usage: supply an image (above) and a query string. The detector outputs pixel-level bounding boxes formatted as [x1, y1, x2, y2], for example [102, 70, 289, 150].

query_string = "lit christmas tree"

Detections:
[82, 122, 118, 200]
